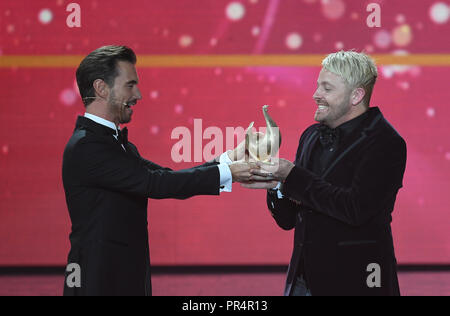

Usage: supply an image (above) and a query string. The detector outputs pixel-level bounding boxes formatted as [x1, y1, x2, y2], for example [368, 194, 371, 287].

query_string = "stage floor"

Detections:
[0, 271, 449, 296]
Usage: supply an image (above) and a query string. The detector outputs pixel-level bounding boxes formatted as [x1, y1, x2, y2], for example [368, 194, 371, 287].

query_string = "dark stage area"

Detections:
[0, 266, 448, 296]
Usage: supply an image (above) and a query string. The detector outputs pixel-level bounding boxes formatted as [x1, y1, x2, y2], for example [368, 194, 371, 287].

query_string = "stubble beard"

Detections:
[315, 100, 351, 128]
[108, 90, 131, 125]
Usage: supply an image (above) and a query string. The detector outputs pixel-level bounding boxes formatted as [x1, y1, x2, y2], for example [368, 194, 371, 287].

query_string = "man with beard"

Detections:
[62, 45, 256, 296]
[246, 51, 407, 296]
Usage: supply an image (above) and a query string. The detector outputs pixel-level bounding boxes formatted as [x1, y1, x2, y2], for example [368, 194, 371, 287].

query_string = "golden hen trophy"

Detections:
[245, 105, 282, 163]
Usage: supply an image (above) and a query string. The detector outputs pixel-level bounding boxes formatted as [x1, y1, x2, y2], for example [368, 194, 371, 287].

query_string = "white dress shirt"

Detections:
[274, 182, 284, 199]
[83, 113, 233, 193]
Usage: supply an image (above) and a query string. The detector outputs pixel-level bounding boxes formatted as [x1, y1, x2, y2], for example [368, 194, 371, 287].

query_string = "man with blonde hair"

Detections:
[246, 51, 407, 296]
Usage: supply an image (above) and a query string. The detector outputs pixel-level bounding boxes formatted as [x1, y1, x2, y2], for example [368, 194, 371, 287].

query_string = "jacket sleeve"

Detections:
[127, 142, 172, 171]
[267, 190, 300, 230]
[282, 136, 407, 227]
[266, 127, 317, 230]
[128, 141, 218, 171]
[75, 139, 220, 200]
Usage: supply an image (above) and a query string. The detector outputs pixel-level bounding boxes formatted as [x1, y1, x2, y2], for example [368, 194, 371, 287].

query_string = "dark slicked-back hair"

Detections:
[76, 45, 137, 107]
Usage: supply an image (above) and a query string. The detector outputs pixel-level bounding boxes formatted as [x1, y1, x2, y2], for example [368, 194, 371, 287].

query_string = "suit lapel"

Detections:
[297, 129, 319, 168]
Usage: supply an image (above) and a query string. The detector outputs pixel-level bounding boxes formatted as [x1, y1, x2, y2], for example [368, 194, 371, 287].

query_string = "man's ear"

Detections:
[93, 79, 109, 100]
[351, 87, 366, 106]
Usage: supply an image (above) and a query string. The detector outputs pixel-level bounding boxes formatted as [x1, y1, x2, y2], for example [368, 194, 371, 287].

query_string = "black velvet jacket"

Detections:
[267, 107, 407, 296]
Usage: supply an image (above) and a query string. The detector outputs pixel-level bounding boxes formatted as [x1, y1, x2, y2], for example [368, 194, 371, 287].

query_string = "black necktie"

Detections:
[117, 127, 128, 146]
[318, 125, 339, 148]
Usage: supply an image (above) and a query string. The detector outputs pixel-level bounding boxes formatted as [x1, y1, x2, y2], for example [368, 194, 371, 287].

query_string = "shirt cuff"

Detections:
[219, 151, 233, 165]
[275, 182, 284, 199]
[217, 163, 233, 193]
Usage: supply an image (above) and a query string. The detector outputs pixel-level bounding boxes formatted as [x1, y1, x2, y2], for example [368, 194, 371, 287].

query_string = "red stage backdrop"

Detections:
[0, 0, 449, 266]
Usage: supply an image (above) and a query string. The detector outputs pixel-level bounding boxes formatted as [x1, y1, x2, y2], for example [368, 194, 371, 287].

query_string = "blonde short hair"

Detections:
[322, 50, 378, 106]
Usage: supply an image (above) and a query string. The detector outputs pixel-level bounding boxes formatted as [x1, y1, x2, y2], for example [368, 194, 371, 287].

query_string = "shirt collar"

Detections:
[335, 110, 370, 139]
[84, 113, 119, 136]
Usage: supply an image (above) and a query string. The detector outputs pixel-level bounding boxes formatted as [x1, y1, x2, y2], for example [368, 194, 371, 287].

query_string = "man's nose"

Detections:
[135, 87, 142, 100]
[313, 88, 320, 100]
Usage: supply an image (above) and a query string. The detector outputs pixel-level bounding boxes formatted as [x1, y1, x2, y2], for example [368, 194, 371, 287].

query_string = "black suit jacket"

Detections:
[267, 107, 407, 296]
[62, 116, 221, 296]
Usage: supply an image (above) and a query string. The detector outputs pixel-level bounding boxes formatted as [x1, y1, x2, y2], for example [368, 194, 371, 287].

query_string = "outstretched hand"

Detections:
[239, 160, 279, 190]
[229, 161, 260, 183]
[250, 159, 295, 182]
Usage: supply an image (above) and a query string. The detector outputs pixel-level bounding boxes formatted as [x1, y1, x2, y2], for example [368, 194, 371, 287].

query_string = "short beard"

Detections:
[107, 90, 130, 125]
[330, 102, 351, 124]
[319, 98, 352, 128]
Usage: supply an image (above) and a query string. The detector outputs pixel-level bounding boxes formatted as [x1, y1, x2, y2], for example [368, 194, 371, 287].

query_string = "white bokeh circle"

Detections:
[226, 2, 246, 21]
[429, 2, 449, 24]
[286, 33, 303, 50]
[179, 35, 193, 48]
[321, 0, 346, 20]
[39, 9, 53, 25]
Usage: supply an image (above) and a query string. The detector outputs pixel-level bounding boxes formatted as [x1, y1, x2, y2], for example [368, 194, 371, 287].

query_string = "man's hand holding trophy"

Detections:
[227, 105, 294, 189]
